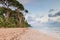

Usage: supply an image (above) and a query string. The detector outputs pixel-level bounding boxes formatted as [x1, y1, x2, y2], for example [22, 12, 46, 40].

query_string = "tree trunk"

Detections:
[5, 10, 10, 22]
[16, 9, 25, 27]
[16, 9, 22, 27]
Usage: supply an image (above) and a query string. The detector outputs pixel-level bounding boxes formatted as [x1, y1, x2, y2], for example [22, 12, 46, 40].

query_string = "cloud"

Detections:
[49, 16, 60, 22]
[25, 14, 49, 24]
[48, 8, 60, 16]
[17, 0, 31, 4]
[25, 12, 60, 24]
[49, 9, 55, 12]
[25, 9, 60, 27]
[48, 8, 60, 22]
[53, 11, 60, 16]
[48, 11, 60, 17]
[27, 14, 60, 27]
[36, 15, 48, 23]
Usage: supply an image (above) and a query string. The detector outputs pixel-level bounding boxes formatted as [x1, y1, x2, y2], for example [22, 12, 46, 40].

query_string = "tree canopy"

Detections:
[0, 0, 31, 28]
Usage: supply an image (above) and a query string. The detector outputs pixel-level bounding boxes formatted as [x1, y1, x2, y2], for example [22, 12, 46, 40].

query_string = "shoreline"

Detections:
[32, 28, 60, 39]
[0, 28, 60, 40]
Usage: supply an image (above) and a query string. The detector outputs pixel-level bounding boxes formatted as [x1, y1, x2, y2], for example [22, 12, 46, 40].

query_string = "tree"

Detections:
[0, 0, 30, 27]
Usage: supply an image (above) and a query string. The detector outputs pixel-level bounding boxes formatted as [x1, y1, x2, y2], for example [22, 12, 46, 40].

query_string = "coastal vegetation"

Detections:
[0, 0, 31, 28]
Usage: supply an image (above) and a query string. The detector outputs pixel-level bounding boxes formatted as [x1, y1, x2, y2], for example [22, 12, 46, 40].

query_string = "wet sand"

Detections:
[0, 28, 60, 40]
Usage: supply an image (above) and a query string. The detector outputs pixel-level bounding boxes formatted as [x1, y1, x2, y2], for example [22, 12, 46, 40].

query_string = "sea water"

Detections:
[32, 26, 60, 38]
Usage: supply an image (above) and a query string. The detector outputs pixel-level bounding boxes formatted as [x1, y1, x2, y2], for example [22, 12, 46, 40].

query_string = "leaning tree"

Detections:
[0, 0, 30, 27]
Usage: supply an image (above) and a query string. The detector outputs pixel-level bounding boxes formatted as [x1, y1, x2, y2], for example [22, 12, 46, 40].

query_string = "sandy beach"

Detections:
[0, 28, 60, 40]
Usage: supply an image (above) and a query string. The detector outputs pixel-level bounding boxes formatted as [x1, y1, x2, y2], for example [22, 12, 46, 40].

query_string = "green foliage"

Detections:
[0, 0, 24, 10]
[0, 7, 5, 15]
[0, 0, 31, 28]
[0, 15, 30, 28]
[0, 7, 30, 28]
[8, 0, 24, 10]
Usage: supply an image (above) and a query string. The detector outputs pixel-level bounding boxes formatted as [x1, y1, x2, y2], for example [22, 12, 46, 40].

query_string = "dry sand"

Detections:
[0, 28, 60, 40]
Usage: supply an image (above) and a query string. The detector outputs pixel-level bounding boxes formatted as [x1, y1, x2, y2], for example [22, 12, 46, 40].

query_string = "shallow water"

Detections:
[32, 26, 60, 38]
